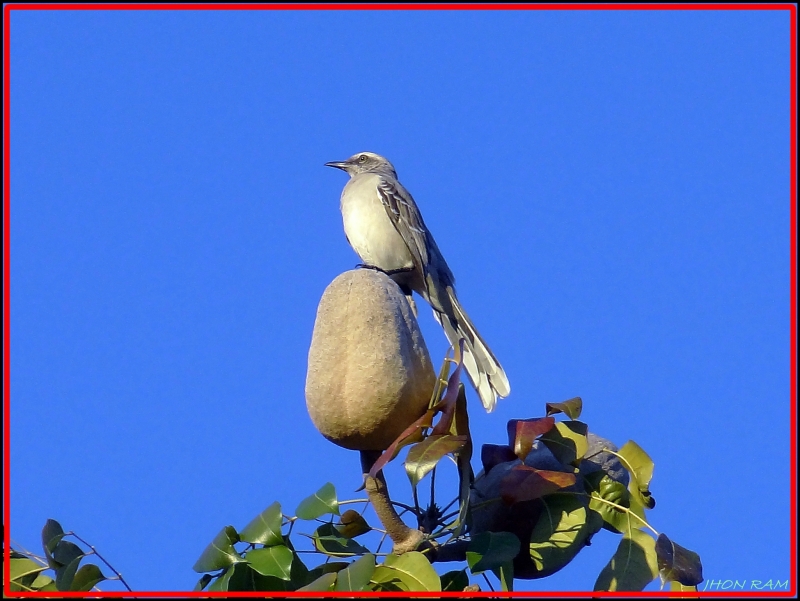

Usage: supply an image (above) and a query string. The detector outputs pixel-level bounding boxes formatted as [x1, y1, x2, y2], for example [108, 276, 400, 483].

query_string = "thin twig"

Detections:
[10, 538, 48, 567]
[430, 467, 436, 509]
[65, 531, 133, 592]
[427, 528, 461, 542]
[481, 572, 496, 592]
[375, 529, 390, 555]
[294, 549, 360, 557]
[439, 510, 460, 523]
[389, 500, 419, 514]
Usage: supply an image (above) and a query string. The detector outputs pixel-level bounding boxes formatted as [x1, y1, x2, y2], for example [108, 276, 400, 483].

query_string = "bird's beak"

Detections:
[324, 161, 348, 171]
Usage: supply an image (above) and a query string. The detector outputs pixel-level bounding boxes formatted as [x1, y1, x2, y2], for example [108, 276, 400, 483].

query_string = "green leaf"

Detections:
[55, 555, 82, 591]
[539, 420, 589, 465]
[192, 525, 244, 572]
[207, 562, 286, 592]
[334, 553, 376, 592]
[450, 382, 472, 440]
[11, 570, 57, 593]
[244, 565, 273, 591]
[297, 571, 337, 592]
[594, 528, 658, 591]
[239, 501, 283, 546]
[617, 440, 656, 509]
[304, 560, 350, 584]
[284, 536, 311, 588]
[449, 384, 474, 539]
[312, 523, 370, 557]
[31, 573, 57, 591]
[41, 519, 65, 560]
[545, 396, 583, 419]
[207, 568, 233, 592]
[670, 580, 698, 592]
[10, 558, 47, 582]
[655, 533, 703, 586]
[370, 579, 407, 592]
[193, 574, 213, 591]
[52, 540, 85, 591]
[429, 353, 465, 436]
[492, 561, 514, 592]
[617, 440, 654, 485]
[506, 417, 556, 460]
[295, 483, 339, 519]
[500, 465, 577, 504]
[529, 495, 603, 577]
[466, 531, 520, 574]
[336, 509, 371, 538]
[405, 434, 468, 487]
[70, 564, 106, 591]
[245, 545, 293, 580]
[52, 540, 83, 567]
[371, 551, 441, 592]
[587, 473, 634, 534]
[440, 569, 469, 592]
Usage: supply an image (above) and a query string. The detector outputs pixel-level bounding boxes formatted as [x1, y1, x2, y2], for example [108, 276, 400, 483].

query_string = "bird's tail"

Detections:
[432, 288, 510, 412]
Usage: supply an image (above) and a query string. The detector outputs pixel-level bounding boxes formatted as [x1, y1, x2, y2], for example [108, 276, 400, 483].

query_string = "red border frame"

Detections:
[2, 3, 796, 598]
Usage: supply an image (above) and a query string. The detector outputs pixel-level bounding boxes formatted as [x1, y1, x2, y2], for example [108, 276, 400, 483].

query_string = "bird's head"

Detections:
[325, 152, 398, 178]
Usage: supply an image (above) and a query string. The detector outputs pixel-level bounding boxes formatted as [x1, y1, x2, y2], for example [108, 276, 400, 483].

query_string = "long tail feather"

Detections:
[432, 290, 510, 412]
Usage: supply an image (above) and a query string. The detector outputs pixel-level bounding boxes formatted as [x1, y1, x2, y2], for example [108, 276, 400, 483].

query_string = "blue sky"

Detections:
[7, 6, 793, 593]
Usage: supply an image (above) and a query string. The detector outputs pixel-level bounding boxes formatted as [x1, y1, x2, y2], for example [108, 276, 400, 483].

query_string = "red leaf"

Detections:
[506, 417, 556, 460]
[368, 409, 435, 478]
[499, 465, 577, 505]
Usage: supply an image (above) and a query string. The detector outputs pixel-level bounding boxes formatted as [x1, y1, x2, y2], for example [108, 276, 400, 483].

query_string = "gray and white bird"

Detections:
[325, 151, 510, 412]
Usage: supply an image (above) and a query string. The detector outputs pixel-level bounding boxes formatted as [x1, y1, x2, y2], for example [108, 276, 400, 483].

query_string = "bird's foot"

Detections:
[355, 263, 386, 273]
[355, 264, 415, 277]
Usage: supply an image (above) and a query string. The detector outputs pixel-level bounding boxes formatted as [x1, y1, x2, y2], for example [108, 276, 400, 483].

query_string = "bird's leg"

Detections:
[355, 263, 383, 272]
[355, 264, 415, 277]
[384, 266, 415, 276]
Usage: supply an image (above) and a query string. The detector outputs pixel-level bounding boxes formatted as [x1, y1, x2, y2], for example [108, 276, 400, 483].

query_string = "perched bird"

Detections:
[325, 151, 510, 412]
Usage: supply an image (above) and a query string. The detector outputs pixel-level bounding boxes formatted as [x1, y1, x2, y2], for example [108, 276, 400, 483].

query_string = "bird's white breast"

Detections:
[340, 174, 415, 271]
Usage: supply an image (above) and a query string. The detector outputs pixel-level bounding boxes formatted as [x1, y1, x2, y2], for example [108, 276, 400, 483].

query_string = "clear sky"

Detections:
[7, 6, 793, 593]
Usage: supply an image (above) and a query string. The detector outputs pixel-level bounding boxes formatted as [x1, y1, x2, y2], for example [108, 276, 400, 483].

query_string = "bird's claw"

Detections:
[355, 264, 415, 277]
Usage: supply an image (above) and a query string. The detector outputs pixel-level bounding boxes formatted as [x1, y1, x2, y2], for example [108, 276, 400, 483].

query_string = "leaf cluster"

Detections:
[192, 363, 703, 593]
[5, 519, 128, 593]
[475, 397, 702, 590]
[191, 486, 450, 592]
[8, 351, 704, 593]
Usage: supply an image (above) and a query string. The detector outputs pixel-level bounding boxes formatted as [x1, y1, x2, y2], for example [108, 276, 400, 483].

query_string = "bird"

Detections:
[325, 151, 510, 412]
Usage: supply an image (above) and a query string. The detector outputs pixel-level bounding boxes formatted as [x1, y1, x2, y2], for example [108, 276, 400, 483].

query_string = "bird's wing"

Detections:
[376, 177, 430, 272]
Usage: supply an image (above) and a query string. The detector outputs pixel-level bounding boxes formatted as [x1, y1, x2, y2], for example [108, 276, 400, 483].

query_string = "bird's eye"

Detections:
[359, 155, 367, 162]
